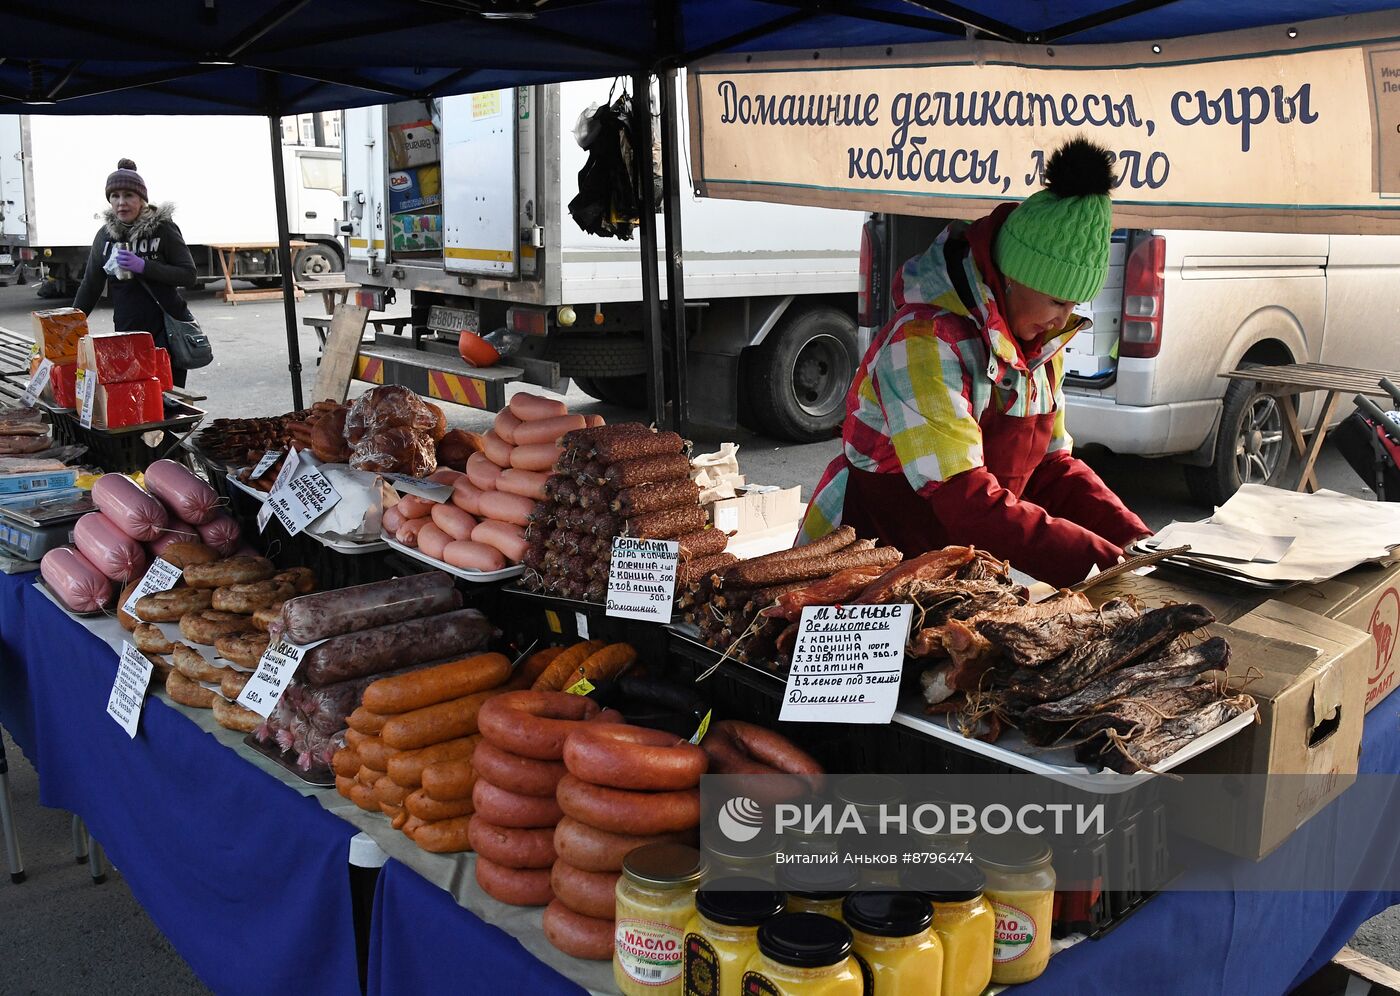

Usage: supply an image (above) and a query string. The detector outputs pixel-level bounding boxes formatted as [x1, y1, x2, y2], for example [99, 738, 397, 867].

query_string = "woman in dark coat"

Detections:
[73, 158, 198, 387]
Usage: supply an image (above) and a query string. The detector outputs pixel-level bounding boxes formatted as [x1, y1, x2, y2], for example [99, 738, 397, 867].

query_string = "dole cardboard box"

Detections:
[78, 331, 157, 384]
[388, 164, 442, 214]
[706, 485, 802, 538]
[1089, 557, 1400, 713]
[31, 307, 88, 362]
[387, 119, 439, 170]
[1171, 602, 1368, 860]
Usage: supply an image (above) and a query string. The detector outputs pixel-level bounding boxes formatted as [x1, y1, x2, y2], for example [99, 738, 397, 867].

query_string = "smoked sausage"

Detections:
[468, 815, 557, 869]
[477, 691, 600, 760]
[472, 778, 564, 829]
[299, 608, 493, 686]
[562, 724, 708, 791]
[556, 775, 700, 835]
[475, 856, 554, 906]
[543, 900, 613, 960]
[469, 741, 566, 798]
[553, 817, 696, 873]
[550, 861, 620, 920]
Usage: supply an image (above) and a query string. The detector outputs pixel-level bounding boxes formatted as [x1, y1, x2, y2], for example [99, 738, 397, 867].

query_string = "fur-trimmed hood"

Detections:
[103, 202, 176, 242]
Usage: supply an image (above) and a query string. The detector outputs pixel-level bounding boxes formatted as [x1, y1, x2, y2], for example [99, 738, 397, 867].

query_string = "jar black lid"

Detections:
[922, 864, 987, 903]
[841, 892, 933, 937]
[776, 860, 859, 898]
[696, 878, 787, 926]
[757, 913, 853, 968]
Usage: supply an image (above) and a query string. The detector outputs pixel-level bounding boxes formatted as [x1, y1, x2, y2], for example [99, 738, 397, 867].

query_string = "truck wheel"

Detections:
[1183, 370, 1292, 505]
[296, 244, 342, 279]
[743, 306, 857, 442]
[574, 375, 647, 408]
[545, 336, 648, 378]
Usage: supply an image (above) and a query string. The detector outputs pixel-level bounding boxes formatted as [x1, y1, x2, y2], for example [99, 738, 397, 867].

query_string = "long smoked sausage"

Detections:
[468, 815, 557, 869]
[550, 861, 620, 920]
[553, 817, 696, 873]
[472, 778, 564, 828]
[469, 741, 567, 798]
[477, 691, 600, 760]
[475, 856, 554, 906]
[563, 724, 708, 791]
[555, 775, 700, 835]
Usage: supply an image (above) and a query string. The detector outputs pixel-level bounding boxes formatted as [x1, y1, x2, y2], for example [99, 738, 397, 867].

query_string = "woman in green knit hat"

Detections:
[799, 137, 1151, 587]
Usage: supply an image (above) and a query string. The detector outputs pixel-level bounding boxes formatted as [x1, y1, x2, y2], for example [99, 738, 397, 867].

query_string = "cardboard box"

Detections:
[1089, 556, 1400, 712]
[391, 212, 444, 252]
[706, 486, 802, 538]
[78, 332, 157, 384]
[1064, 353, 1114, 377]
[388, 165, 442, 214]
[1171, 602, 1367, 859]
[387, 120, 440, 170]
[1063, 330, 1119, 356]
[31, 308, 88, 362]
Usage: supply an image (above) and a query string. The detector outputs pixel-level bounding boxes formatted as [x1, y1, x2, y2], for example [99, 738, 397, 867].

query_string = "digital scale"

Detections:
[0, 490, 95, 562]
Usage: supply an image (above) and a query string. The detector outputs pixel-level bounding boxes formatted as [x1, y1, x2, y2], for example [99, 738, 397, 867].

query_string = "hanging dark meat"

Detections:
[977, 598, 1142, 669]
[1024, 636, 1230, 723]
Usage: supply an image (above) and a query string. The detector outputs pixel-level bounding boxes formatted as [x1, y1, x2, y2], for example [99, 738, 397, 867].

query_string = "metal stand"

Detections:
[0, 736, 23, 883]
[71, 815, 104, 883]
[269, 114, 306, 412]
[657, 66, 689, 436]
[632, 74, 668, 430]
[71, 813, 87, 864]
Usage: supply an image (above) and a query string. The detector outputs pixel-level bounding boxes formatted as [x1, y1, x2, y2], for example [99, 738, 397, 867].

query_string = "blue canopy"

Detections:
[5, 0, 1400, 115]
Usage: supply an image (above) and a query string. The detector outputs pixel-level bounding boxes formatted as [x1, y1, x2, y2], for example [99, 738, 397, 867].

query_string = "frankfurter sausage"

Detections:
[450, 477, 484, 516]
[473, 778, 564, 829]
[509, 442, 562, 473]
[74, 511, 147, 582]
[471, 520, 528, 563]
[466, 451, 503, 491]
[496, 468, 551, 501]
[422, 758, 478, 801]
[469, 741, 567, 798]
[373, 775, 411, 808]
[556, 775, 700, 835]
[563, 724, 708, 791]
[402, 815, 425, 839]
[331, 748, 362, 778]
[584, 414, 606, 428]
[477, 489, 535, 526]
[379, 689, 496, 750]
[551, 860, 620, 920]
[543, 900, 613, 960]
[336, 775, 355, 799]
[482, 430, 514, 469]
[508, 391, 569, 421]
[347, 706, 388, 735]
[414, 815, 475, 854]
[475, 856, 554, 906]
[477, 691, 601, 760]
[396, 518, 429, 547]
[428, 467, 466, 487]
[493, 407, 523, 445]
[382, 504, 406, 534]
[468, 816, 557, 869]
[396, 493, 437, 519]
[364, 652, 511, 714]
[386, 735, 480, 788]
[356, 765, 386, 788]
[513, 414, 586, 446]
[356, 736, 398, 772]
[553, 817, 697, 873]
[405, 788, 475, 823]
[144, 459, 220, 525]
[443, 540, 507, 573]
[299, 608, 494, 687]
[348, 781, 380, 813]
[92, 473, 168, 541]
[40, 547, 112, 613]
[431, 501, 479, 541]
[416, 522, 452, 560]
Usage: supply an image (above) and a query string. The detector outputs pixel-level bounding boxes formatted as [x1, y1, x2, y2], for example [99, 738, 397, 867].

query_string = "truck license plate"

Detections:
[0, 254, 13, 268]
[427, 305, 479, 335]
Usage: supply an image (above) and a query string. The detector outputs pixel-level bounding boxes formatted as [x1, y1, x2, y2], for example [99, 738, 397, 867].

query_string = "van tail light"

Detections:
[1119, 235, 1165, 359]
[857, 220, 876, 328]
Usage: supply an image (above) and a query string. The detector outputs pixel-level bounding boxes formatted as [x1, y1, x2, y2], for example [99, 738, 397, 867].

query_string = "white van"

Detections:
[861, 217, 1400, 504]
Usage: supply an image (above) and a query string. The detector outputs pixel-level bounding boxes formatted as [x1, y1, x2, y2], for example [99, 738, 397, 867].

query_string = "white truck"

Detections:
[861, 215, 1400, 505]
[342, 81, 864, 441]
[0, 114, 345, 293]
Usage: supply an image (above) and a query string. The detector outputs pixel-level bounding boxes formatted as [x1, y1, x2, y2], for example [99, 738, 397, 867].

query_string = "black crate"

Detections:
[500, 585, 672, 666]
[49, 402, 204, 474]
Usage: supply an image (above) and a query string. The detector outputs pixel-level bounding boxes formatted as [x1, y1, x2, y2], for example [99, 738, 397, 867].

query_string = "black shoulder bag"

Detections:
[137, 278, 213, 370]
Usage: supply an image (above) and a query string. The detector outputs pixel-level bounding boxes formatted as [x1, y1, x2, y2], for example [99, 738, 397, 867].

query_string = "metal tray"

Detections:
[41, 396, 206, 435]
[380, 531, 524, 583]
[243, 732, 336, 788]
[33, 577, 110, 618]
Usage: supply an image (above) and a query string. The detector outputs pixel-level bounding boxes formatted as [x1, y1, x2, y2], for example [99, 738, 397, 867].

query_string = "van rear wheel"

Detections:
[742, 306, 857, 443]
[1184, 370, 1292, 505]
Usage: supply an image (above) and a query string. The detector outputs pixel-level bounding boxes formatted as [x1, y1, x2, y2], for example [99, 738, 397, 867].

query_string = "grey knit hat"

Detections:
[105, 158, 147, 201]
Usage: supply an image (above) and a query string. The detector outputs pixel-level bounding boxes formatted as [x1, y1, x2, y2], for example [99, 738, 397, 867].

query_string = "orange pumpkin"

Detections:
[457, 333, 500, 368]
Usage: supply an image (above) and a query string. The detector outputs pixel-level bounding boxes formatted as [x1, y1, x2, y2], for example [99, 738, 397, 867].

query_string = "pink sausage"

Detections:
[150, 526, 199, 552]
[41, 547, 112, 613]
[472, 520, 529, 563]
[451, 478, 484, 516]
[477, 490, 536, 527]
[482, 430, 514, 469]
[466, 452, 502, 492]
[496, 468, 550, 502]
[396, 518, 430, 548]
[513, 414, 586, 447]
[143, 459, 220, 525]
[396, 494, 437, 519]
[431, 502, 478, 541]
[91, 473, 169, 541]
[73, 512, 148, 583]
[382, 504, 406, 534]
[585, 414, 606, 428]
[197, 514, 242, 556]
[508, 392, 569, 421]
[493, 408, 523, 445]
[428, 468, 466, 486]
[443, 540, 507, 573]
[509, 443, 562, 473]
[417, 522, 452, 561]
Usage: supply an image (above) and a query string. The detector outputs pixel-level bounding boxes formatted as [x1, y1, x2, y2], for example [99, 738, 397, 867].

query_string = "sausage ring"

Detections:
[476, 691, 600, 760]
[273, 567, 317, 594]
[179, 609, 253, 646]
[470, 741, 567, 798]
[212, 697, 261, 733]
[158, 541, 219, 569]
[220, 668, 251, 701]
[706, 720, 823, 775]
[212, 579, 295, 614]
[335, 774, 355, 800]
[172, 643, 226, 684]
[405, 788, 475, 823]
[476, 856, 555, 907]
[183, 555, 276, 589]
[348, 781, 379, 812]
[563, 723, 708, 791]
[143, 651, 173, 680]
[468, 815, 558, 869]
[472, 778, 564, 829]
[550, 860, 621, 920]
[135, 587, 213, 622]
[214, 630, 270, 669]
[165, 669, 215, 709]
[133, 622, 177, 655]
[117, 580, 141, 631]
[556, 774, 700, 835]
[543, 900, 614, 961]
[553, 817, 696, 874]
[251, 601, 285, 633]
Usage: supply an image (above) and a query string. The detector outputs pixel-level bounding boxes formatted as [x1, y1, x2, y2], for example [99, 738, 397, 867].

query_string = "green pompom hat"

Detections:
[993, 138, 1116, 304]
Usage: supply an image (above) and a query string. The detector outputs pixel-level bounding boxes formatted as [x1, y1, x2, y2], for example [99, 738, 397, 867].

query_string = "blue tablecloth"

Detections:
[0, 571, 362, 996]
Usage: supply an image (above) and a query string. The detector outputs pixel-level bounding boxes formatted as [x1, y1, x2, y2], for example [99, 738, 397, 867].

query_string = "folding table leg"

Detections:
[1295, 390, 1342, 493]
[0, 738, 23, 883]
[87, 832, 106, 885]
[71, 814, 88, 864]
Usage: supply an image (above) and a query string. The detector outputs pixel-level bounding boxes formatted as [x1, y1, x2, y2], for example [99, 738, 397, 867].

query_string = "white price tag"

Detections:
[76, 368, 97, 427]
[107, 641, 154, 738]
[121, 556, 184, 617]
[386, 473, 453, 503]
[268, 466, 340, 537]
[575, 611, 590, 640]
[605, 537, 679, 622]
[22, 358, 53, 408]
[779, 603, 913, 725]
[251, 449, 283, 480]
[236, 637, 315, 718]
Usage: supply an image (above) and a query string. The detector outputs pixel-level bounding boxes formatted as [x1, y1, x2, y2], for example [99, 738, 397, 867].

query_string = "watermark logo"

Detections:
[717, 796, 765, 843]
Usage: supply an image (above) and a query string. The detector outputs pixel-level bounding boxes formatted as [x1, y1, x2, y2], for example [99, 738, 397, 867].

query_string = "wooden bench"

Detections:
[303, 313, 412, 349]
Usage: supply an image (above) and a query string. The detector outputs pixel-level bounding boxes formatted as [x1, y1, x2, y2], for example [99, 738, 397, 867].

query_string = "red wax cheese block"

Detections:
[78, 331, 157, 384]
[154, 348, 173, 392]
[95, 378, 162, 428]
[51, 363, 78, 408]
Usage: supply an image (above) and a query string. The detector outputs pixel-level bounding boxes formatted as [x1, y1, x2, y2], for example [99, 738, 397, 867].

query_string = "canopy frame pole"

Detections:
[631, 72, 668, 429]
[268, 114, 305, 411]
[657, 66, 688, 435]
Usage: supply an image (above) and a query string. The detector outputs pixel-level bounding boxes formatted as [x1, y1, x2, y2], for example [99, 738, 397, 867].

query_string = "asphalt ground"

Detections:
[0, 276, 1394, 991]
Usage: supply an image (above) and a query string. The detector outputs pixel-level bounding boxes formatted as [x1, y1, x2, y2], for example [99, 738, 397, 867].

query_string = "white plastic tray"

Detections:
[226, 473, 269, 502]
[229, 470, 386, 553]
[380, 531, 524, 583]
[893, 697, 1258, 793]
